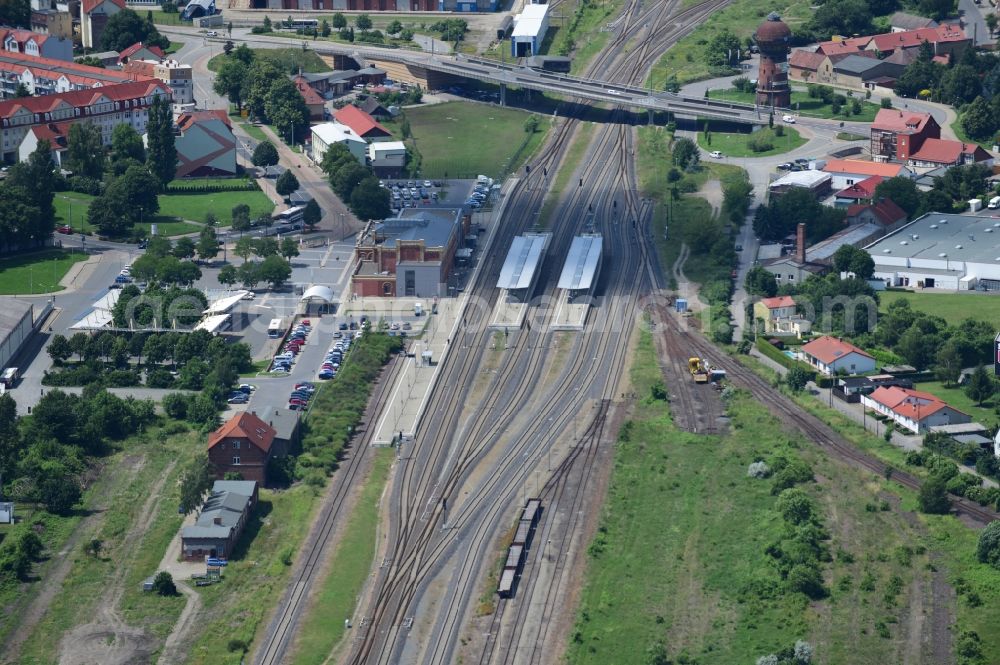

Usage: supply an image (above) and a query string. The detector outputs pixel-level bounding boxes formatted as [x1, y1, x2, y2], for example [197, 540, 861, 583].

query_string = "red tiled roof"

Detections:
[823, 159, 906, 178]
[816, 36, 871, 55]
[909, 138, 993, 165]
[789, 50, 826, 71]
[801, 335, 873, 365]
[334, 104, 390, 138]
[207, 412, 276, 454]
[0, 28, 50, 48]
[82, 0, 125, 14]
[0, 79, 169, 120]
[836, 175, 885, 200]
[292, 75, 324, 106]
[122, 59, 155, 77]
[867, 385, 960, 421]
[871, 108, 934, 133]
[846, 198, 907, 225]
[177, 109, 232, 130]
[761, 295, 796, 309]
[868, 24, 967, 52]
[117, 41, 165, 62]
[30, 120, 71, 147]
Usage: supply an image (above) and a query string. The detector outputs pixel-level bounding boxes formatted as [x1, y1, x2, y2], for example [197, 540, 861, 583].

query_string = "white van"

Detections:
[988, 196, 1000, 209]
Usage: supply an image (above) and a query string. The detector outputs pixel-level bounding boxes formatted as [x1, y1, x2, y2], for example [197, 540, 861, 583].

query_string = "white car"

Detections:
[709, 150, 723, 159]
[206, 30, 219, 37]
[782, 114, 796, 124]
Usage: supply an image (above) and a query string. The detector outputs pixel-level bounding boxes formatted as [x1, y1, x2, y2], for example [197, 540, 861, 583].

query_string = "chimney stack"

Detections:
[796, 223, 806, 264]
[213, 517, 222, 525]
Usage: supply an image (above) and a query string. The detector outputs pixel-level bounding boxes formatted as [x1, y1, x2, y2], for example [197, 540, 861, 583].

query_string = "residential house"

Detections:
[823, 158, 913, 189]
[334, 104, 393, 142]
[81, 0, 125, 49]
[801, 335, 877, 376]
[0, 28, 72, 61]
[116, 41, 165, 64]
[254, 406, 302, 454]
[123, 58, 194, 105]
[889, 11, 937, 32]
[788, 50, 826, 82]
[1, 79, 170, 163]
[29, 9, 73, 41]
[368, 140, 407, 175]
[906, 138, 994, 169]
[352, 208, 470, 297]
[180, 480, 258, 560]
[845, 198, 908, 231]
[359, 95, 391, 119]
[753, 295, 812, 337]
[17, 119, 68, 163]
[862, 386, 971, 433]
[760, 223, 830, 285]
[834, 175, 885, 207]
[172, 110, 236, 178]
[311, 121, 367, 164]
[291, 74, 325, 121]
[815, 36, 872, 56]
[206, 412, 278, 484]
[866, 24, 968, 58]
[830, 54, 904, 89]
[0, 49, 146, 99]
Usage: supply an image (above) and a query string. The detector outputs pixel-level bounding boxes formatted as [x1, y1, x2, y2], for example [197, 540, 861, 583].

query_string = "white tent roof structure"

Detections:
[70, 309, 113, 330]
[203, 290, 250, 315]
[300, 285, 335, 303]
[194, 314, 231, 333]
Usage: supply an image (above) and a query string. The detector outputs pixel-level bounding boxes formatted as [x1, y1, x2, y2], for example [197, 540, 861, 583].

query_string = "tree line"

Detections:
[320, 142, 392, 221]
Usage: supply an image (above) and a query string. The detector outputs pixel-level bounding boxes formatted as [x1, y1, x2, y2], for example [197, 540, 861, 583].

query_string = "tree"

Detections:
[332, 12, 346, 28]
[976, 521, 1000, 569]
[13, 82, 30, 98]
[320, 19, 331, 36]
[350, 177, 391, 221]
[672, 137, 699, 171]
[111, 124, 145, 164]
[809, 0, 872, 38]
[40, 475, 81, 515]
[252, 140, 279, 167]
[355, 13, 372, 30]
[787, 563, 826, 599]
[934, 340, 963, 387]
[280, 237, 300, 260]
[87, 188, 132, 237]
[259, 255, 292, 289]
[917, 0, 953, 20]
[237, 261, 260, 289]
[178, 453, 213, 514]
[831, 244, 874, 279]
[962, 96, 996, 141]
[152, 571, 178, 596]
[197, 226, 220, 261]
[918, 474, 951, 514]
[987, 12, 998, 36]
[234, 236, 255, 262]
[47, 334, 72, 365]
[218, 263, 238, 287]
[172, 237, 196, 260]
[65, 123, 105, 180]
[329, 161, 369, 199]
[275, 169, 300, 200]
[0, 0, 29, 28]
[213, 58, 249, 113]
[745, 265, 778, 297]
[705, 28, 741, 67]
[252, 237, 279, 257]
[776, 488, 815, 525]
[940, 64, 981, 105]
[99, 8, 168, 51]
[145, 235, 173, 258]
[965, 365, 995, 406]
[873, 177, 921, 220]
[785, 366, 811, 393]
[145, 95, 177, 188]
[231, 203, 251, 234]
[386, 19, 403, 34]
[302, 198, 321, 231]
[264, 78, 309, 142]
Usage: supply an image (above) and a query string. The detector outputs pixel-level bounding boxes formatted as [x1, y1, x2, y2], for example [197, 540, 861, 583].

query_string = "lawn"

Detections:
[136, 220, 202, 237]
[149, 10, 183, 25]
[0, 248, 88, 295]
[696, 126, 807, 158]
[237, 120, 269, 143]
[568, 327, 947, 663]
[53, 192, 95, 232]
[400, 101, 549, 179]
[158, 189, 275, 225]
[879, 290, 1000, 329]
[290, 449, 394, 665]
[165, 40, 183, 54]
[706, 88, 882, 122]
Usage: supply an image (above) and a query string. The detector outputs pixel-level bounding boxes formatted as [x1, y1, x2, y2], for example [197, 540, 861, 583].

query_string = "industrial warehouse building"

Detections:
[865, 212, 1000, 290]
[0, 298, 33, 373]
[511, 3, 549, 57]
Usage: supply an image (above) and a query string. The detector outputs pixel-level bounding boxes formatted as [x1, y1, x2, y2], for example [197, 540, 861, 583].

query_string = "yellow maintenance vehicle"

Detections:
[688, 357, 709, 384]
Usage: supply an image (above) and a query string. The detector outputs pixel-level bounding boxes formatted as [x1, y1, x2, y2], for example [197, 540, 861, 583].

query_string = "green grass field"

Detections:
[290, 450, 394, 665]
[53, 192, 95, 232]
[136, 220, 202, 237]
[0, 248, 88, 295]
[164, 40, 183, 54]
[237, 121, 269, 143]
[696, 126, 807, 158]
[914, 380, 1000, 430]
[568, 327, 950, 663]
[707, 88, 881, 123]
[401, 102, 548, 179]
[880, 291, 1000, 329]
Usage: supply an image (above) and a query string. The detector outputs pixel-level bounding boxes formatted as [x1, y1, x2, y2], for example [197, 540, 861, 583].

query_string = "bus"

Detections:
[273, 206, 305, 225]
[267, 318, 284, 338]
[283, 18, 318, 30]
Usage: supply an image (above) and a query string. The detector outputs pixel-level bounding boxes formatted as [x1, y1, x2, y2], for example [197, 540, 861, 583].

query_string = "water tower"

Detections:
[754, 12, 791, 108]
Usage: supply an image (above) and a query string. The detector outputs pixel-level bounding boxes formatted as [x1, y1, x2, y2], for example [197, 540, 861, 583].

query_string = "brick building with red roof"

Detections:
[906, 138, 993, 169]
[293, 74, 325, 121]
[334, 103, 392, 141]
[207, 412, 279, 484]
[870, 108, 940, 162]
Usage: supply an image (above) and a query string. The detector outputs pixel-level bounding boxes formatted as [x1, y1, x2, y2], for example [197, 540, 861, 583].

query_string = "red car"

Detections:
[56, 225, 72, 234]
[288, 398, 308, 407]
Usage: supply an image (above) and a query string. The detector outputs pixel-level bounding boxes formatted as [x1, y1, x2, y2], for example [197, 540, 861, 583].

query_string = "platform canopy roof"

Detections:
[195, 314, 231, 334]
[558, 234, 602, 291]
[70, 309, 113, 330]
[203, 290, 250, 315]
[498, 234, 547, 290]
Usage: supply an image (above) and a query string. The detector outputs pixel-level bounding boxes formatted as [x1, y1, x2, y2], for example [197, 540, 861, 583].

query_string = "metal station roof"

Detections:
[497, 234, 548, 290]
[558, 234, 602, 291]
[92, 289, 121, 313]
[203, 290, 250, 315]
[70, 309, 113, 330]
[194, 314, 230, 333]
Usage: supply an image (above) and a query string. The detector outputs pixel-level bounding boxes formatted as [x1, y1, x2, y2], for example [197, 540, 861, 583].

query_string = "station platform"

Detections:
[549, 299, 590, 331]
[488, 289, 528, 331]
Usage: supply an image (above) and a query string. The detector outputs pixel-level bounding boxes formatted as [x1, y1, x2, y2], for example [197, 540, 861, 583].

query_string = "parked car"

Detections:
[56, 225, 72, 234]
[423, 180, 432, 188]
[777, 162, 792, 170]
[709, 150, 723, 159]
[782, 114, 796, 124]
[228, 395, 249, 404]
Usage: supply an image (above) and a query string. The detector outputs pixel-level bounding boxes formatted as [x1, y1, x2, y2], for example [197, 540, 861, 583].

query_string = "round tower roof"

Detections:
[755, 12, 791, 43]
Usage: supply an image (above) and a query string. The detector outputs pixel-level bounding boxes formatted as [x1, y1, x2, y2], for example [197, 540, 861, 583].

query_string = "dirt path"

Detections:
[698, 178, 723, 217]
[1, 455, 145, 661]
[159, 581, 204, 665]
[57, 458, 179, 665]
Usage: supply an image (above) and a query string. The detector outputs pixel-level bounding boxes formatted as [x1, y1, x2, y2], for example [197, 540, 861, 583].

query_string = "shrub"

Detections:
[227, 639, 248, 653]
[152, 571, 177, 596]
[747, 461, 771, 479]
[976, 521, 1000, 569]
[747, 133, 774, 153]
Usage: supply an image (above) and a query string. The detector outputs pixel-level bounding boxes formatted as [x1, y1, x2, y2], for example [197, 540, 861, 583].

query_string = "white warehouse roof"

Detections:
[369, 141, 406, 154]
[558, 234, 602, 290]
[498, 234, 549, 290]
[769, 170, 831, 190]
[865, 212, 1000, 264]
[312, 122, 366, 146]
[512, 3, 549, 38]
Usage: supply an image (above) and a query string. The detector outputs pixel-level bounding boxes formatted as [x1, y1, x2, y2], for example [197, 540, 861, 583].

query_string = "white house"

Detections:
[862, 385, 971, 433]
[753, 295, 812, 337]
[311, 121, 366, 165]
[368, 140, 406, 173]
[800, 335, 876, 375]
